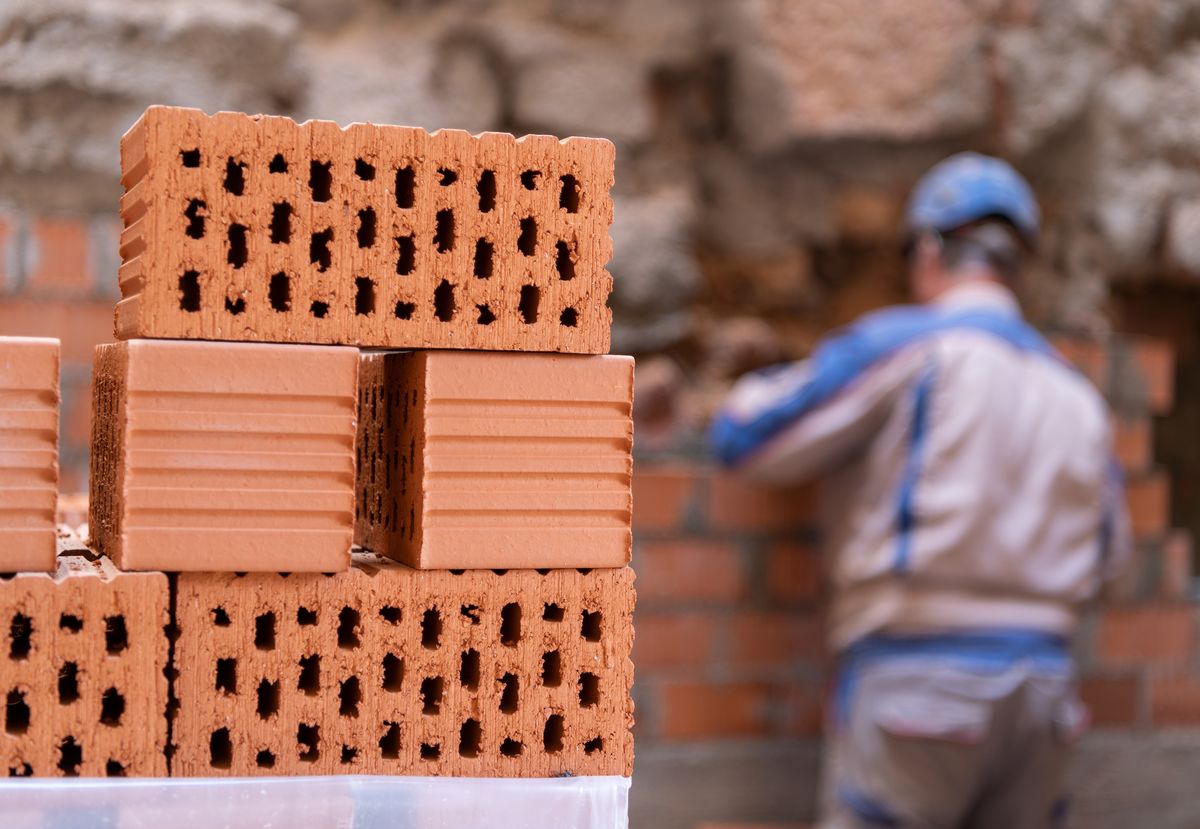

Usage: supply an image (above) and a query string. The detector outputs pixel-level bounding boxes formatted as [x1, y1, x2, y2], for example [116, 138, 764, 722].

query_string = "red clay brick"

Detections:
[1126, 472, 1169, 542]
[1080, 676, 1140, 727]
[1113, 416, 1151, 475]
[0, 299, 113, 364]
[1095, 605, 1195, 669]
[1159, 530, 1194, 600]
[1052, 337, 1107, 389]
[1129, 338, 1174, 415]
[173, 557, 635, 777]
[0, 337, 59, 572]
[727, 611, 826, 670]
[633, 612, 718, 672]
[1150, 675, 1200, 726]
[658, 681, 773, 740]
[784, 681, 825, 737]
[766, 541, 823, 604]
[88, 339, 358, 572]
[118, 106, 614, 353]
[634, 539, 743, 604]
[354, 350, 633, 569]
[632, 464, 698, 532]
[708, 474, 819, 534]
[27, 217, 93, 291]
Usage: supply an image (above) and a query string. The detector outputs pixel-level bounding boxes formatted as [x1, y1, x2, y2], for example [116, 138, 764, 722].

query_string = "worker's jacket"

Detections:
[711, 282, 1131, 650]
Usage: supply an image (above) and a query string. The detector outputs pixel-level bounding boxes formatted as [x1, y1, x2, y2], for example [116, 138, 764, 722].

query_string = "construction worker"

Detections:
[710, 153, 1131, 829]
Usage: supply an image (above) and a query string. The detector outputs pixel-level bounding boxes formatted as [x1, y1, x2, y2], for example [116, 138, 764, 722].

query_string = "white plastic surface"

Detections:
[0, 775, 631, 829]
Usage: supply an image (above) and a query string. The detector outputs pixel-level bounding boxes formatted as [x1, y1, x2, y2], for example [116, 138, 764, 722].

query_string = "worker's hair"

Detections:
[940, 220, 1024, 282]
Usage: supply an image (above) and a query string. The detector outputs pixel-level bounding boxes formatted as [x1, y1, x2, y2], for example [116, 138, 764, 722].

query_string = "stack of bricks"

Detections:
[2, 104, 635, 782]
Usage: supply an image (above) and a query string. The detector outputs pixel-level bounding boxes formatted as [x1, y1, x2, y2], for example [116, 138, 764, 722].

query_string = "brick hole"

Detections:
[8, 764, 31, 777]
[500, 603, 521, 646]
[179, 270, 201, 312]
[520, 170, 541, 190]
[181, 148, 201, 168]
[434, 279, 456, 322]
[267, 272, 291, 312]
[58, 662, 79, 704]
[59, 614, 83, 633]
[420, 742, 441, 761]
[105, 760, 126, 777]
[519, 285, 540, 324]
[5, 689, 29, 734]
[256, 678, 280, 719]
[355, 158, 375, 181]
[420, 676, 444, 715]
[357, 207, 376, 248]
[492, 569, 508, 576]
[434, 209, 455, 253]
[556, 240, 576, 280]
[396, 235, 416, 275]
[100, 687, 124, 726]
[298, 654, 320, 695]
[224, 158, 246, 196]
[256, 749, 275, 769]
[459, 719, 482, 758]
[438, 168, 458, 186]
[415, 608, 440, 649]
[270, 202, 292, 244]
[310, 160, 333, 202]
[254, 612, 276, 651]
[269, 153, 287, 173]
[579, 672, 600, 708]
[341, 745, 359, 764]
[297, 607, 317, 626]
[395, 301, 415, 320]
[584, 736, 603, 754]
[535, 568, 551, 576]
[477, 170, 496, 212]
[105, 616, 128, 654]
[184, 199, 206, 239]
[382, 653, 404, 692]
[476, 304, 496, 326]
[460, 649, 480, 690]
[58, 736, 82, 776]
[581, 610, 602, 642]
[297, 723, 320, 763]
[395, 166, 415, 208]
[543, 715, 564, 754]
[499, 673, 519, 714]
[518, 217, 537, 256]
[310, 300, 330, 319]
[560, 307, 578, 327]
[215, 658, 237, 695]
[559, 174, 580, 212]
[500, 738, 523, 758]
[379, 606, 401, 624]
[379, 722, 401, 759]
[211, 607, 231, 626]
[542, 651, 562, 687]
[226, 224, 248, 269]
[339, 676, 361, 717]
[8, 614, 31, 659]
[461, 604, 480, 624]
[225, 295, 246, 315]
[355, 277, 376, 317]
[474, 238, 494, 278]
[310, 228, 333, 272]
[543, 603, 564, 622]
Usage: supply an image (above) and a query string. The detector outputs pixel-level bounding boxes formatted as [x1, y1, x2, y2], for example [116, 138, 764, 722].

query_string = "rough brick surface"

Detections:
[0, 532, 168, 777]
[88, 339, 357, 572]
[118, 106, 614, 353]
[355, 351, 633, 569]
[172, 555, 635, 777]
[0, 337, 59, 572]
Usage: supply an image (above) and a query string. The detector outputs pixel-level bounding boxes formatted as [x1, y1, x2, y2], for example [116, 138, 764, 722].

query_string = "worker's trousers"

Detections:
[819, 632, 1086, 829]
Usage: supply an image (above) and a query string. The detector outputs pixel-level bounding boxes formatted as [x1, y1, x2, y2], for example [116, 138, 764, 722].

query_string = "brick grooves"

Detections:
[117, 107, 614, 353]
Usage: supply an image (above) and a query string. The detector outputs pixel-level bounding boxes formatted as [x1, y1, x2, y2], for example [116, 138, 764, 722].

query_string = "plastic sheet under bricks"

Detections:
[0, 337, 59, 573]
[88, 339, 358, 572]
[118, 106, 615, 354]
[355, 351, 634, 570]
[172, 555, 635, 777]
[0, 532, 169, 778]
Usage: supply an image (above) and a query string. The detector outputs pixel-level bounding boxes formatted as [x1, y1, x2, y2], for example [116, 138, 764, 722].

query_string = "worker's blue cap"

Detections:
[904, 152, 1040, 247]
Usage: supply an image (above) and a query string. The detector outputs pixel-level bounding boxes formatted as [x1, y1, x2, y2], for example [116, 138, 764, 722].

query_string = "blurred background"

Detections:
[2, 0, 1199, 826]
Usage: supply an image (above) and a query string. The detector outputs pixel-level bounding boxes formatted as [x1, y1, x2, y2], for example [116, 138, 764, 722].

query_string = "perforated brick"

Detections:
[0, 337, 59, 572]
[0, 531, 168, 777]
[355, 351, 633, 569]
[88, 339, 358, 572]
[172, 555, 635, 777]
[118, 106, 614, 353]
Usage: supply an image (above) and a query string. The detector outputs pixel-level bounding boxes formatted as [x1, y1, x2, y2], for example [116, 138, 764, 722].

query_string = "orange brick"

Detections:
[633, 612, 718, 671]
[1113, 416, 1151, 475]
[1129, 338, 1174, 415]
[766, 541, 823, 603]
[26, 217, 93, 291]
[1126, 472, 1169, 542]
[728, 611, 826, 670]
[709, 474, 819, 533]
[1150, 675, 1200, 726]
[634, 539, 743, 604]
[658, 682, 773, 740]
[1052, 337, 1106, 389]
[1080, 676, 1139, 727]
[1095, 605, 1195, 668]
[632, 465, 698, 532]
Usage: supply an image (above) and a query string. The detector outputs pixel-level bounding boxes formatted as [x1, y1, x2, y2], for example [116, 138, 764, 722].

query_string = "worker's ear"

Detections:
[908, 231, 945, 302]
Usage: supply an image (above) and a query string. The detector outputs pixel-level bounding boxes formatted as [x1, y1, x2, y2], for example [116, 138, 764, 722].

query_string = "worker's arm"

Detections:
[709, 309, 931, 485]
[1100, 458, 1134, 587]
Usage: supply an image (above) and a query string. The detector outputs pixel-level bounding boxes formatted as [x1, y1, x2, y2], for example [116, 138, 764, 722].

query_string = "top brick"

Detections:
[117, 106, 615, 353]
